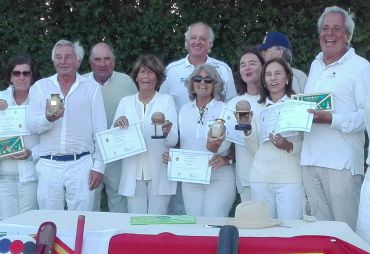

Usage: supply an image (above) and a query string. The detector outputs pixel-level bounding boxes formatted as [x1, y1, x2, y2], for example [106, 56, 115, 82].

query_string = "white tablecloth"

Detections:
[0, 210, 369, 253]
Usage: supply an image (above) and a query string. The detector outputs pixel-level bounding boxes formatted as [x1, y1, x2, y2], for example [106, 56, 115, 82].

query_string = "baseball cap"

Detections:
[258, 32, 291, 50]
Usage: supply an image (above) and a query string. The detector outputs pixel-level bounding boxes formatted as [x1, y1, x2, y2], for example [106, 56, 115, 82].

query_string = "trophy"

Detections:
[234, 100, 252, 131]
[47, 94, 64, 115]
[210, 119, 226, 138]
[151, 112, 166, 139]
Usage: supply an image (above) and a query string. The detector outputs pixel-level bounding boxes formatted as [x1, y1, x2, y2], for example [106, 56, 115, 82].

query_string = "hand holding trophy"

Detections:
[45, 93, 64, 122]
[234, 100, 252, 131]
[151, 112, 166, 139]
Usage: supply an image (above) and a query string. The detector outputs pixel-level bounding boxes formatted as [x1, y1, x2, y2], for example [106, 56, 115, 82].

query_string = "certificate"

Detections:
[220, 106, 244, 146]
[96, 123, 147, 164]
[0, 136, 25, 158]
[260, 100, 315, 143]
[167, 149, 213, 184]
[292, 92, 333, 111]
[0, 105, 30, 138]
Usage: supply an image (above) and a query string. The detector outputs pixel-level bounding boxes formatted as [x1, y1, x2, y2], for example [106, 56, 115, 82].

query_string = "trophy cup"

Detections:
[151, 112, 166, 139]
[210, 119, 226, 138]
[47, 94, 64, 115]
[234, 100, 252, 131]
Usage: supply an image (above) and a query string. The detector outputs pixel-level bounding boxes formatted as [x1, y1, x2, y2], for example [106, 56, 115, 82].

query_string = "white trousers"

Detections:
[126, 180, 170, 214]
[0, 177, 38, 219]
[36, 156, 95, 211]
[182, 179, 236, 217]
[93, 160, 127, 212]
[251, 182, 304, 220]
[357, 171, 370, 244]
[302, 166, 361, 231]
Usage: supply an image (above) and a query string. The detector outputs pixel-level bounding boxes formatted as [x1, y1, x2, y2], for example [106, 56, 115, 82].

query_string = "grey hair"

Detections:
[186, 64, 225, 102]
[51, 39, 85, 65]
[317, 6, 355, 44]
[275, 46, 293, 64]
[184, 22, 214, 53]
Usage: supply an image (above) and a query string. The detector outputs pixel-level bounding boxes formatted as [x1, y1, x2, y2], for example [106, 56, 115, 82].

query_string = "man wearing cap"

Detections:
[26, 39, 107, 211]
[160, 21, 237, 215]
[258, 31, 307, 94]
[301, 6, 370, 231]
[84, 42, 137, 212]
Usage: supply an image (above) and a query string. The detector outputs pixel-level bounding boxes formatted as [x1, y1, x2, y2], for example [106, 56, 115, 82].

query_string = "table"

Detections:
[0, 210, 369, 253]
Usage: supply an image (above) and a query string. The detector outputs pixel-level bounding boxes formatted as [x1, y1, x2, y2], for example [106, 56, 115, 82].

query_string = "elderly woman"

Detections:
[0, 55, 40, 219]
[164, 64, 236, 217]
[113, 54, 178, 214]
[226, 48, 265, 202]
[244, 58, 304, 220]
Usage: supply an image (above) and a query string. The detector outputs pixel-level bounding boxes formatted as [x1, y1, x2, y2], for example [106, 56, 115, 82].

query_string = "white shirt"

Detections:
[160, 55, 237, 112]
[226, 94, 264, 189]
[179, 99, 234, 180]
[113, 92, 178, 196]
[301, 48, 370, 175]
[26, 74, 107, 173]
[0, 86, 39, 182]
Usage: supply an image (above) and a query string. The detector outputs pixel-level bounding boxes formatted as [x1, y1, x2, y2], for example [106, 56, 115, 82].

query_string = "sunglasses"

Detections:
[192, 76, 214, 84]
[11, 71, 32, 77]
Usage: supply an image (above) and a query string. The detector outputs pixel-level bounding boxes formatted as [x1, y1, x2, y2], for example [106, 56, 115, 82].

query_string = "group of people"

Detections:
[0, 5, 370, 245]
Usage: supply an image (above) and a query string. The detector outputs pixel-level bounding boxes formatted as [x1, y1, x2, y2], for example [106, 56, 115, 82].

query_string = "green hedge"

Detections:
[1, 0, 369, 89]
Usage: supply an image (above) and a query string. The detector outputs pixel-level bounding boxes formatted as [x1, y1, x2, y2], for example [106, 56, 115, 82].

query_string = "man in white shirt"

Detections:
[159, 22, 237, 214]
[84, 42, 137, 212]
[27, 39, 107, 211]
[300, 6, 370, 231]
[258, 31, 307, 94]
[160, 22, 237, 112]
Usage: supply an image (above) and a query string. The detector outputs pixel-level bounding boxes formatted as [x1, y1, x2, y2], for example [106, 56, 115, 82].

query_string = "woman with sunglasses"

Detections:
[225, 48, 265, 202]
[0, 55, 40, 219]
[244, 58, 304, 220]
[164, 64, 236, 217]
[112, 54, 178, 214]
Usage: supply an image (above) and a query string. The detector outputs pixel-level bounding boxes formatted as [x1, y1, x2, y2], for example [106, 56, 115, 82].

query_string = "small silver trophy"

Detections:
[234, 100, 252, 131]
[47, 94, 64, 115]
[151, 112, 166, 139]
[210, 119, 226, 138]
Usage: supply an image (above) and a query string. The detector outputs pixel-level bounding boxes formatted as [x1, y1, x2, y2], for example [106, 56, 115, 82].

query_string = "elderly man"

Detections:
[258, 31, 307, 94]
[27, 40, 107, 211]
[301, 6, 370, 230]
[160, 22, 237, 112]
[160, 22, 237, 215]
[84, 42, 137, 212]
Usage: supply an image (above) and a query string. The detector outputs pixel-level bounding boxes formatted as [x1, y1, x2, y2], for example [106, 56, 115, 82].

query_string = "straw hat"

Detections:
[227, 201, 282, 229]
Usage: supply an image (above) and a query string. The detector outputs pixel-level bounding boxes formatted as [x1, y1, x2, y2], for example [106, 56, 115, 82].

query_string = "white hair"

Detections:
[317, 6, 355, 44]
[51, 39, 84, 65]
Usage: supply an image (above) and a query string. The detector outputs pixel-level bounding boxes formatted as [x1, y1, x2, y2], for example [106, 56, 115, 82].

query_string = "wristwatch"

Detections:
[225, 156, 233, 165]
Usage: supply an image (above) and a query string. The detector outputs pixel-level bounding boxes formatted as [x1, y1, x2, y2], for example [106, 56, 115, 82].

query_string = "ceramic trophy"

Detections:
[234, 100, 252, 131]
[151, 112, 166, 139]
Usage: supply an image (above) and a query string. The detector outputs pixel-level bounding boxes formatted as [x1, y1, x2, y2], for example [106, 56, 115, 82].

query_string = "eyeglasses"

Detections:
[198, 107, 208, 125]
[192, 76, 213, 84]
[11, 71, 32, 77]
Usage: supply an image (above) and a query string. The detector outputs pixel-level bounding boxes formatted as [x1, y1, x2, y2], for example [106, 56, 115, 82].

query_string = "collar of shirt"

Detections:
[49, 73, 84, 98]
[265, 94, 290, 107]
[185, 54, 210, 67]
[316, 47, 354, 67]
[88, 71, 114, 86]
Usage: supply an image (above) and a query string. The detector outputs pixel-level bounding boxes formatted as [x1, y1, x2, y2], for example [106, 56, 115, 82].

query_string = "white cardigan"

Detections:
[113, 92, 178, 196]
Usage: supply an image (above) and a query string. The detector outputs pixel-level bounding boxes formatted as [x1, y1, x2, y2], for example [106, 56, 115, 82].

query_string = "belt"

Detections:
[40, 152, 90, 161]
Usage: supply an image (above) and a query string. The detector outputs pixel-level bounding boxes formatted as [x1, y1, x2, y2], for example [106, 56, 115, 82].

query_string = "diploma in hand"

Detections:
[292, 92, 333, 111]
[0, 136, 25, 158]
[96, 123, 147, 164]
[167, 148, 213, 184]
[0, 105, 30, 138]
